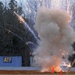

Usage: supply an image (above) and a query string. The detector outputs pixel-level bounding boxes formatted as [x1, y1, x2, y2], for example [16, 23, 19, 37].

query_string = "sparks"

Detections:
[14, 11, 25, 23]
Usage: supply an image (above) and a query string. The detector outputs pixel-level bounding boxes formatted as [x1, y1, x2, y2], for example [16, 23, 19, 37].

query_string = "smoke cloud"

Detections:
[33, 6, 75, 72]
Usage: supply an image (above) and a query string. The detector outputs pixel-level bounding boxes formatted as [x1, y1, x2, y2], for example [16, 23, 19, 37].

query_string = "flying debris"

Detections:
[14, 11, 25, 23]
[14, 11, 38, 41]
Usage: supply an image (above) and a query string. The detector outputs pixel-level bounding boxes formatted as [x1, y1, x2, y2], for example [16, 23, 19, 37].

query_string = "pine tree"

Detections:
[0, 0, 31, 66]
[0, 2, 4, 54]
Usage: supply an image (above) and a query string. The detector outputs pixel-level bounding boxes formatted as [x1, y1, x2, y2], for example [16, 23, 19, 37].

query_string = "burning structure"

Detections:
[33, 6, 75, 72]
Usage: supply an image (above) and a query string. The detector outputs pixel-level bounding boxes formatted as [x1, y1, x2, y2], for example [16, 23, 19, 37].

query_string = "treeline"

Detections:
[0, 0, 38, 66]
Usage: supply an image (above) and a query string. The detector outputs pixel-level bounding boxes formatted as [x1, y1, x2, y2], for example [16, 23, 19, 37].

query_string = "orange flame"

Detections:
[41, 57, 62, 72]
[60, 70, 63, 75]
[51, 66, 54, 74]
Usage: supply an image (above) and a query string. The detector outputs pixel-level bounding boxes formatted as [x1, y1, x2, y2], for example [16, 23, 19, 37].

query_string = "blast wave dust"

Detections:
[33, 6, 75, 72]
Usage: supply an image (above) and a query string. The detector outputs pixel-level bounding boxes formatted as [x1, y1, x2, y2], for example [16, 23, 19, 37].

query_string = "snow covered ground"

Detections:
[0, 67, 74, 72]
[0, 67, 41, 70]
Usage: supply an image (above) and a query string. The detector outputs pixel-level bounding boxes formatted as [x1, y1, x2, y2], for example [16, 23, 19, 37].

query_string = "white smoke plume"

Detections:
[33, 6, 75, 72]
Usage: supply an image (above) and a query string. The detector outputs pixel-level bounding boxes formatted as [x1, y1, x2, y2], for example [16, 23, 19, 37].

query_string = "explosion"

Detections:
[33, 6, 75, 72]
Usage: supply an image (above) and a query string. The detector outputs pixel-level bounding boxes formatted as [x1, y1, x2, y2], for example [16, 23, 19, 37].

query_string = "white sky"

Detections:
[51, 0, 61, 9]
